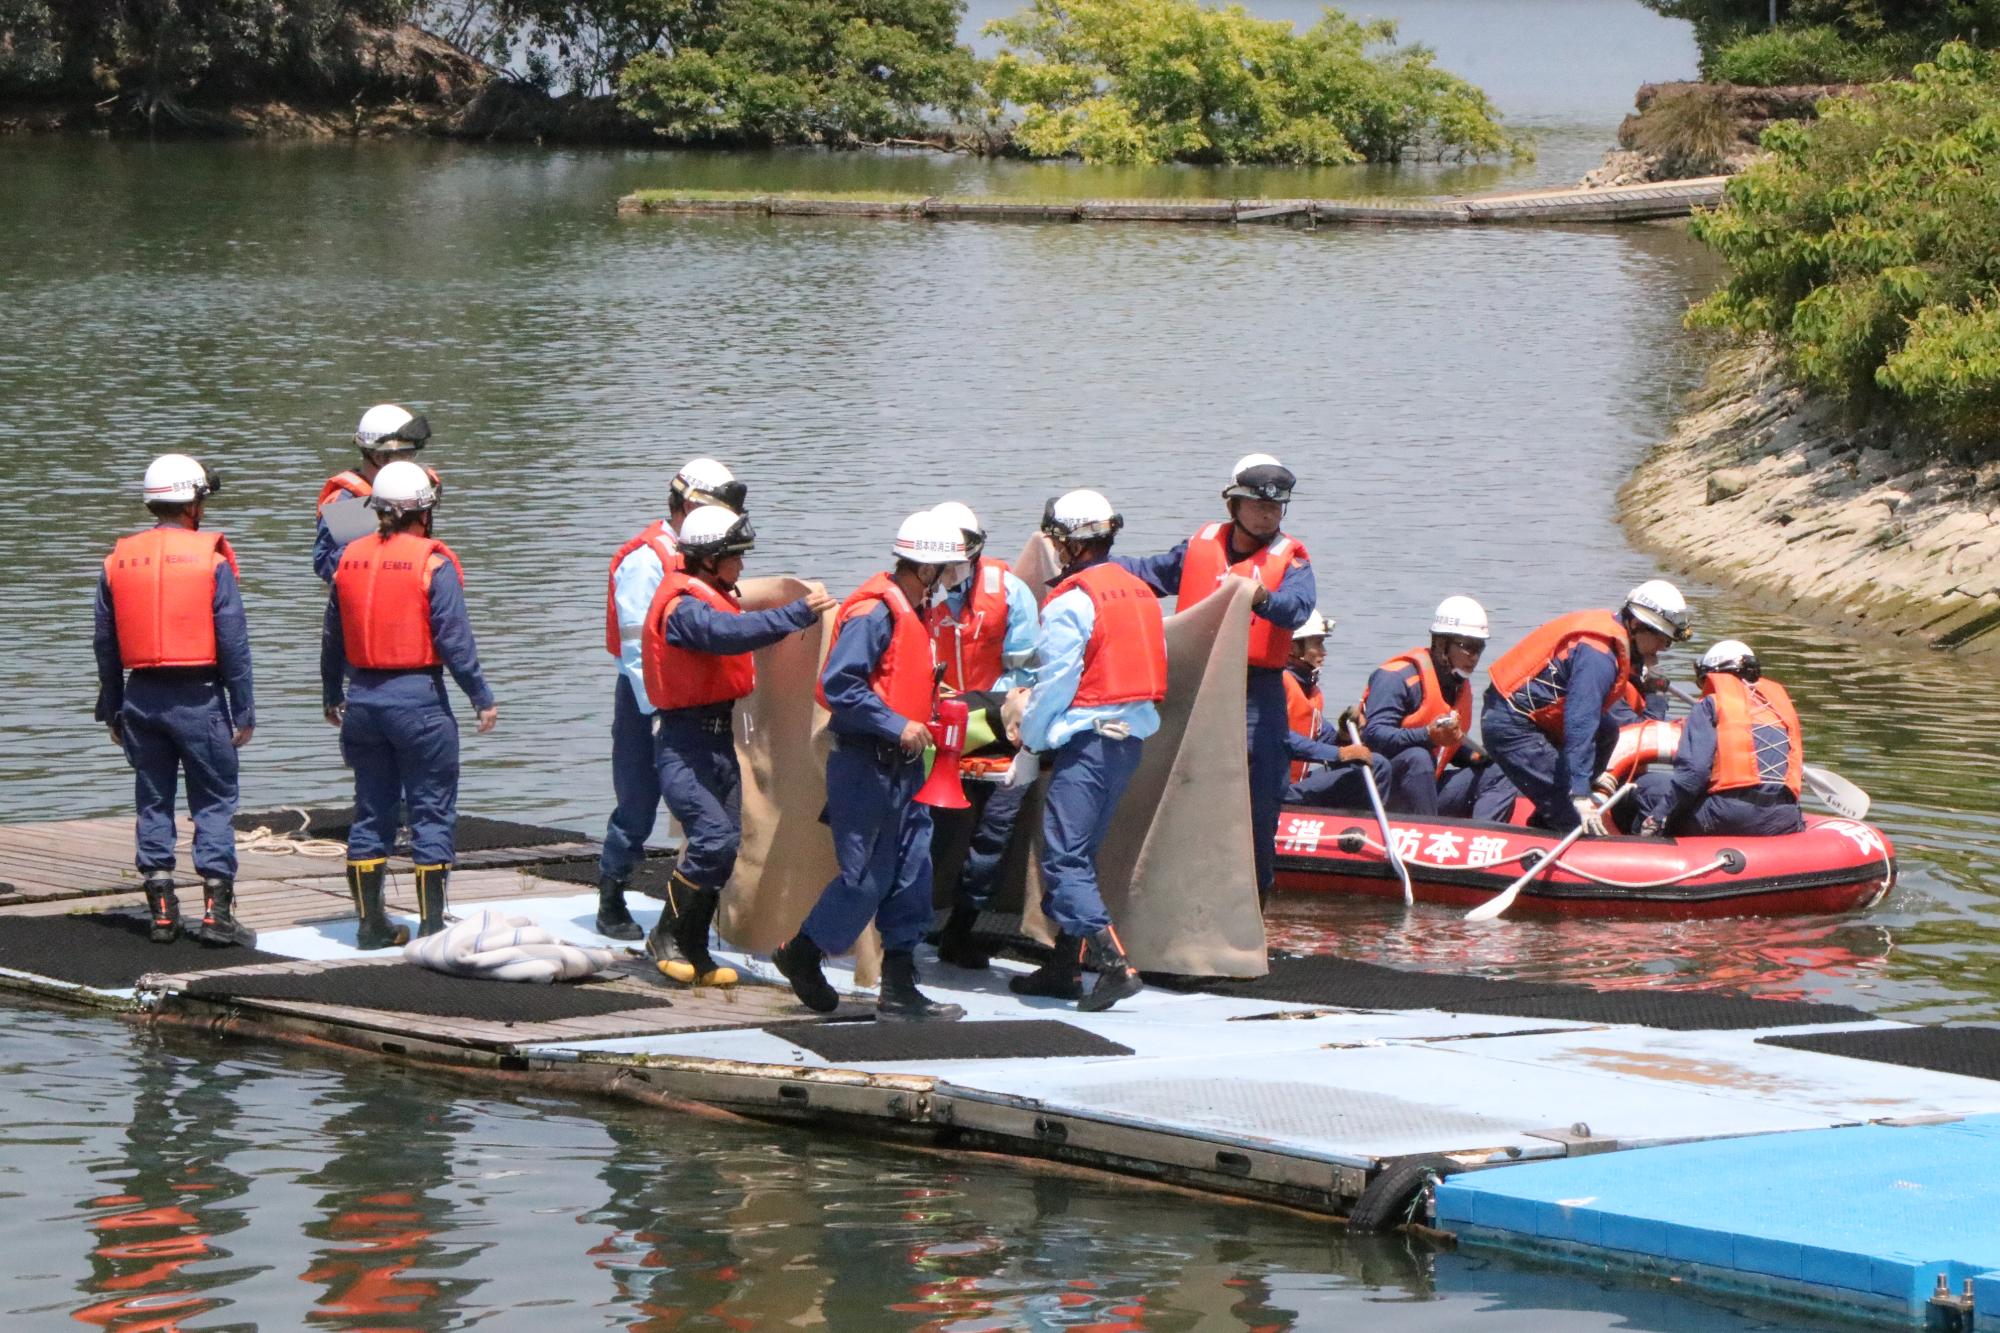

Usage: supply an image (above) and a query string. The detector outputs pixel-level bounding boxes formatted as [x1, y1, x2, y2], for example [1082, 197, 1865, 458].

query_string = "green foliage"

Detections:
[980, 0, 1516, 165]
[1688, 43, 2000, 448]
[1708, 24, 1916, 84]
[1638, 0, 2000, 80]
[615, 0, 977, 143]
[1627, 86, 1740, 174]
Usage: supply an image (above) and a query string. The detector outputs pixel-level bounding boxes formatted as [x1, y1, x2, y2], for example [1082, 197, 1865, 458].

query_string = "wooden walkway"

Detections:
[617, 177, 1729, 229]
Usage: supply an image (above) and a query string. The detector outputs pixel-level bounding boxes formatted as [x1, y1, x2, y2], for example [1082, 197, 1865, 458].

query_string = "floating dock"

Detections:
[616, 177, 1729, 228]
[4, 809, 1998, 1328]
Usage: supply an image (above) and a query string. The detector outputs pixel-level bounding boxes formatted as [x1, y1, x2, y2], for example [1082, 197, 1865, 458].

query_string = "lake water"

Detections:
[2, 4, 1996, 1326]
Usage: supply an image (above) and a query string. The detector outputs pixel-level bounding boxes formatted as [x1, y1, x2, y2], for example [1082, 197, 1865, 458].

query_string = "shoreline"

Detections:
[1619, 345, 2000, 656]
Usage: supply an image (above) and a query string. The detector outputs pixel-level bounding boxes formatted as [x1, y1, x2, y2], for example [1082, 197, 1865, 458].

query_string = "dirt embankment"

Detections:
[1620, 346, 2000, 654]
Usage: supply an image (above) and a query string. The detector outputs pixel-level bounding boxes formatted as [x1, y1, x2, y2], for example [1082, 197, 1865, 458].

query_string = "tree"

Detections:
[980, 0, 1515, 166]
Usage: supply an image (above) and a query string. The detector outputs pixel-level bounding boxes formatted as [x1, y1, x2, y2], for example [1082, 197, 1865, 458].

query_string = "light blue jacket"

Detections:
[936, 561, 1040, 692]
[609, 522, 678, 715]
[1019, 558, 1162, 753]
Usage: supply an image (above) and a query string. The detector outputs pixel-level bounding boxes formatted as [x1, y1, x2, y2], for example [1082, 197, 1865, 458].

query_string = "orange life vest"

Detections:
[1283, 669, 1324, 783]
[926, 558, 1014, 692]
[605, 520, 680, 656]
[1174, 522, 1308, 670]
[640, 571, 755, 711]
[816, 572, 936, 724]
[103, 527, 239, 669]
[1050, 562, 1168, 710]
[316, 465, 441, 516]
[1487, 610, 1631, 739]
[1706, 674, 1803, 796]
[1361, 648, 1472, 775]
[334, 531, 465, 670]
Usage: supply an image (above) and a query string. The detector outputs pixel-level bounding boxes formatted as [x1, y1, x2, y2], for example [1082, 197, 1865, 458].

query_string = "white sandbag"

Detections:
[403, 910, 616, 983]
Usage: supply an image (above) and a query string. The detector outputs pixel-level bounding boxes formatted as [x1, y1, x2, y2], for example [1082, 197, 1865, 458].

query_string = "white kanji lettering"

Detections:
[1281, 818, 1325, 853]
[1391, 827, 1421, 860]
[1466, 834, 1509, 869]
[1423, 830, 1465, 863]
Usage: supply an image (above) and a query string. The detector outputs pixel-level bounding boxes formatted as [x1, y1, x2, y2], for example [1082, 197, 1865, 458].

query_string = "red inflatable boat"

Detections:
[1271, 806, 1896, 919]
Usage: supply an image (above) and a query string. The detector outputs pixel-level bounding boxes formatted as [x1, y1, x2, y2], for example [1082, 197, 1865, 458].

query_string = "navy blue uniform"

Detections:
[1281, 709, 1393, 811]
[93, 537, 255, 878]
[1482, 641, 1622, 832]
[321, 562, 494, 865]
[1635, 695, 1805, 837]
[1358, 661, 1482, 818]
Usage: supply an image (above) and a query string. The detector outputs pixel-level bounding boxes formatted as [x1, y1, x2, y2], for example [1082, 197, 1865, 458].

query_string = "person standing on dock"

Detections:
[773, 511, 968, 1023]
[1118, 454, 1315, 903]
[95, 454, 257, 948]
[924, 500, 1040, 970]
[595, 458, 746, 941]
[1480, 581, 1692, 834]
[1279, 610, 1390, 810]
[1633, 640, 1806, 838]
[1006, 490, 1162, 1011]
[313, 405, 439, 583]
[638, 506, 834, 986]
[1358, 596, 1495, 818]
[322, 461, 498, 948]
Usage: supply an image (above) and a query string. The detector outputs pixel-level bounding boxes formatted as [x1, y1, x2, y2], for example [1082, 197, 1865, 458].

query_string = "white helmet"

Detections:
[367, 459, 438, 516]
[1224, 453, 1295, 503]
[142, 454, 215, 506]
[1431, 595, 1490, 640]
[1293, 610, 1334, 640]
[1624, 578, 1692, 642]
[931, 501, 985, 560]
[893, 510, 968, 566]
[671, 457, 745, 512]
[678, 504, 755, 561]
[355, 404, 430, 453]
[1697, 638, 1760, 682]
[1040, 489, 1123, 543]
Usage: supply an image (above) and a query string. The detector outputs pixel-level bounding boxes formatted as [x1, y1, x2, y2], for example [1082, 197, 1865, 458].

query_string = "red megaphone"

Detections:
[915, 697, 971, 810]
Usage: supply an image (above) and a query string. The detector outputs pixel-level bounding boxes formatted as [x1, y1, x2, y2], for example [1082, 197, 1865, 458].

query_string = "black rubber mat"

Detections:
[0, 912, 290, 989]
[1206, 955, 1870, 1030]
[234, 806, 587, 853]
[766, 1018, 1133, 1062]
[529, 854, 679, 897]
[1759, 1025, 2000, 1080]
[185, 962, 674, 1021]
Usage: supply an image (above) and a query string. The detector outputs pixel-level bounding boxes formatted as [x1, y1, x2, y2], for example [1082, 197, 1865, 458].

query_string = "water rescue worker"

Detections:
[773, 511, 968, 1022]
[1005, 490, 1163, 1011]
[638, 505, 835, 986]
[595, 458, 747, 940]
[1280, 611, 1391, 810]
[1120, 454, 1315, 902]
[314, 405, 439, 583]
[924, 500, 1040, 970]
[323, 460, 498, 948]
[95, 454, 257, 947]
[1634, 640, 1806, 837]
[1480, 580, 1693, 835]
[1359, 596, 1492, 818]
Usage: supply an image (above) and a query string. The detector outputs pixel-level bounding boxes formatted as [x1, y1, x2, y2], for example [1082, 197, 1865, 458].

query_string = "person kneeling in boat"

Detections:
[323, 461, 497, 948]
[1280, 611, 1390, 810]
[926, 501, 1041, 970]
[1006, 490, 1161, 1011]
[639, 506, 834, 986]
[1358, 596, 1500, 818]
[1633, 640, 1805, 838]
[1480, 580, 1693, 835]
[773, 510, 970, 1022]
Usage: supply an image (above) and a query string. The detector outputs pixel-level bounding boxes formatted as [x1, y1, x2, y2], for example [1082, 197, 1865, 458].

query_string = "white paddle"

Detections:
[1665, 682, 1870, 819]
[1346, 720, 1413, 907]
[1465, 783, 1634, 922]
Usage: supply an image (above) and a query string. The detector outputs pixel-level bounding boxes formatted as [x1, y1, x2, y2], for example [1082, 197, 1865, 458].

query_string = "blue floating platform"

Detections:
[1436, 1115, 2000, 1324]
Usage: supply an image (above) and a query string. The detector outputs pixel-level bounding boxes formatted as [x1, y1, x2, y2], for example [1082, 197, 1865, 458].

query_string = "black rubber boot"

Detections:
[934, 904, 991, 970]
[878, 950, 964, 1022]
[648, 872, 738, 987]
[1079, 926, 1143, 1013]
[413, 863, 449, 938]
[594, 877, 643, 941]
[773, 933, 839, 1014]
[197, 875, 257, 948]
[347, 858, 409, 951]
[142, 871, 180, 945]
[1008, 934, 1083, 999]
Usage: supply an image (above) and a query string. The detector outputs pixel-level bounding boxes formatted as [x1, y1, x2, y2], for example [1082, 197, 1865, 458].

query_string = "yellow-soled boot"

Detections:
[347, 858, 409, 951]
[646, 871, 738, 987]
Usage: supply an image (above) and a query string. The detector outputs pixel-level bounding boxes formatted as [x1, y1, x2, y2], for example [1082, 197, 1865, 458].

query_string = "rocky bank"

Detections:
[1620, 346, 2000, 654]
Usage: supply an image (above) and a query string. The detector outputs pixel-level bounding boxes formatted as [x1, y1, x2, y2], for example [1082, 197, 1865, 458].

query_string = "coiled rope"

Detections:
[174, 806, 347, 858]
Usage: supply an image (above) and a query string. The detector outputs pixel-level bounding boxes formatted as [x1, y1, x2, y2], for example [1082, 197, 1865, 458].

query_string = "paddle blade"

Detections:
[1802, 764, 1870, 819]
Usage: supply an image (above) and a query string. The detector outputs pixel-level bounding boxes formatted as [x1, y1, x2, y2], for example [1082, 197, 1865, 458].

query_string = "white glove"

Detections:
[1003, 750, 1041, 788]
[1572, 795, 1610, 838]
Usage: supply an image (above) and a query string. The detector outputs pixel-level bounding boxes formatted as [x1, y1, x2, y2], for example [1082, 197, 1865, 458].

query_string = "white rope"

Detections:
[1347, 833, 1731, 890]
[173, 806, 347, 858]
